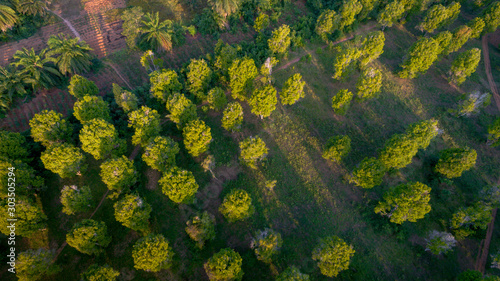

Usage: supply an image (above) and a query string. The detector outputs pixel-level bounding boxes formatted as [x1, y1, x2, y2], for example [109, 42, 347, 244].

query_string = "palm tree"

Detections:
[0, 65, 27, 111]
[208, 0, 241, 27]
[11, 48, 62, 92]
[47, 34, 94, 75]
[139, 12, 173, 53]
[0, 2, 18, 32]
[15, 0, 48, 17]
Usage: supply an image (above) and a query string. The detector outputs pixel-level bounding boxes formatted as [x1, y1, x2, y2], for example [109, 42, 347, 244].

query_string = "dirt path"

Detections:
[475, 208, 498, 273]
[105, 61, 133, 90]
[482, 35, 500, 112]
[48, 9, 81, 39]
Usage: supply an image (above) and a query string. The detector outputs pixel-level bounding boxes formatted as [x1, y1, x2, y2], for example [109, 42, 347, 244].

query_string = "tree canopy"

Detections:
[251, 228, 283, 263]
[16, 249, 60, 281]
[359, 31, 385, 66]
[187, 58, 212, 101]
[425, 230, 456, 255]
[0, 197, 47, 237]
[79, 118, 126, 160]
[128, 106, 161, 147]
[114, 194, 152, 234]
[159, 167, 199, 204]
[449, 48, 481, 85]
[331, 89, 353, 115]
[132, 234, 174, 272]
[113, 83, 138, 113]
[435, 147, 477, 178]
[280, 73, 306, 105]
[349, 157, 386, 189]
[149, 68, 182, 102]
[488, 117, 500, 147]
[29, 110, 72, 147]
[377, 1, 405, 29]
[81, 264, 120, 281]
[322, 135, 351, 163]
[204, 248, 243, 281]
[222, 102, 244, 132]
[268, 24, 292, 55]
[229, 57, 258, 100]
[41, 143, 86, 178]
[207, 87, 228, 111]
[66, 219, 111, 255]
[142, 136, 179, 172]
[249, 84, 277, 119]
[356, 67, 382, 100]
[399, 37, 440, 78]
[276, 266, 310, 281]
[182, 119, 212, 157]
[185, 211, 216, 249]
[68, 75, 98, 99]
[166, 92, 197, 128]
[47, 34, 94, 75]
[312, 236, 355, 278]
[0, 159, 44, 199]
[0, 130, 29, 160]
[100, 156, 137, 195]
[60, 185, 94, 215]
[239, 136, 268, 168]
[73, 95, 111, 124]
[219, 189, 255, 222]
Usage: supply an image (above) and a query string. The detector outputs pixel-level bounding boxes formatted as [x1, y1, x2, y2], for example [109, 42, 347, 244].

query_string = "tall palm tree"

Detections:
[0, 2, 18, 32]
[0, 65, 27, 111]
[15, 0, 48, 17]
[47, 34, 94, 75]
[208, 0, 241, 26]
[11, 48, 62, 92]
[139, 12, 173, 53]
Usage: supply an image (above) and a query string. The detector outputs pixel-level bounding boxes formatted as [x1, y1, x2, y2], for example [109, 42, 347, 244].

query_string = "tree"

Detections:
[449, 48, 481, 85]
[239, 136, 268, 169]
[185, 211, 216, 249]
[254, 13, 269, 32]
[483, 2, 500, 33]
[47, 34, 94, 75]
[204, 248, 243, 281]
[315, 9, 337, 41]
[73, 95, 111, 124]
[377, 1, 405, 29]
[219, 189, 254, 222]
[374, 182, 431, 224]
[492, 252, 500, 269]
[100, 156, 137, 195]
[132, 234, 174, 272]
[16, 249, 60, 281]
[433, 31, 453, 55]
[0, 65, 28, 109]
[359, 31, 385, 66]
[41, 143, 86, 178]
[250, 228, 283, 263]
[128, 106, 161, 147]
[425, 230, 456, 255]
[208, 0, 241, 25]
[435, 147, 477, 178]
[417, 4, 449, 33]
[222, 102, 244, 132]
[68, 75, 98, 99]
[149, 69, 182, 102]
[140, 50, 163, 73]
[379, 133, 419, 169]
[276, 266, 310, 281]
[0, 159, 44, 199]
[30, 110, 72, 146]
[142, 136, 179, 172]
[0, 197, 47, 237]
[399, 37, 440, 78]
[12, 48, 61, 91]
[121, 6, 144, 49]
[480, 185, 500, 207]
[214, 40, 238, 79]
[81, 264, 120, 281]
[166, 92, 197, 128]
[444, 25, 472, 55]
[406, 119, 439, 149]
[487, 117, 500, 147]
[349, 157, 386, 189]
[114, 194, 152, 234]
[333, 47, 361, 80]
[139, 12, 173, 52]
[312, 236, 355, 278]
[159, 167, 199, 204]
[337, 0, 363, 30]
[79, 118, 126, 160]
[356, 67, 382, 100]
[322, 135, 351, 162]
[455, 92, 491, 117]
[182, 119, 212, 157]
[112, 83, 138, 113]
[280, 73, 306, 105]
[468, 17, 485, 38]
[60, 185, 94, 215]
[229, 57, 258, 100]
[451, 202, 492, 239]
[187, 59, 212, 100]
[268, 24, 292, 55]
[249, 84, 277, 119]
[0, 130, 29, 160]
[66, 219, 111, 255]
[207, 87, 227, 111]
[16, 0, 48, 16]
[456, 270, 483, 281]
[0, 3, 18, 32]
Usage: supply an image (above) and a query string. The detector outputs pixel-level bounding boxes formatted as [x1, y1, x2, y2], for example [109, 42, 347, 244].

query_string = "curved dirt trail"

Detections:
[482, 35, 500, 112]
[475, 208, 498, 273]
[47, 9, 81, 39]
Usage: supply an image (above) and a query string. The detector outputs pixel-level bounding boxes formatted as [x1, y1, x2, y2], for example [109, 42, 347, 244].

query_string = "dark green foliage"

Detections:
[239, 136, 268, 168]
[483, 2, 500, 33]
[132, 234, 174, 272]
[249, 84, 277, 118]
[214, 40, 238, 79]
[433, 31, 453, 55]
[0, 197, 47, 237]
[444, 25, 472, 55]
[0, 130, 29, 160]
[338, 0, 363, 30]
[315, 9, 337, 41]
[488, 117, 500, 146]
[219, 189, 255, 222]
[30, 110, 72, 146]
[222, 102, 244, 132]
[312, 236, 355, 278]
[229, 57, 258, 100]
[456, 270, 482, 281]
[322, 135, 351, 162]
[449, 48, 481, 85]
[79, 118, 126, 160]
[128, 106, 161, 147]
[12, 48, 62, 91]
[207, 87, 227, 111]
[121, 6, 144, 49]
[149, 69, 182, 103]
[41, 143, 86, 178]
[66, 219, 111, 255]
[0, 65, 27, 111]
[399, 37, 440, 78]
[139, 12, 174, 53]
[434, 147, 477, 178]
[331, 89, 353, 115]
[73, 95, 111, 124]
[359, 31, 385, 66]
[187, 58, 212, 101]
[182, 119, 212, 157]
[193, 8, 222, 36]
[112, 83, 138, 113]
[159, 167, 199, 204]
[356, 67, 382, 100]
[114, 194, 152, 234]
[276, 266, 310, 281]
[204, 248, 243, 281]
[47, 34, 94, 75]
[142, 136, 179, 172]
[0, 159, 44, 198]
[468, 17, 485, 38]
[378, 1, 405, 28]
[100, 156, 137, 195]
[451, 202, 492, 239]
[16, 249, 60, 281]
[166, 92, 197, 128]
[81, 264, 120, 281]
[349, 157, 386, 189]
[185, 211, 216, 249]
[60, 185, 94, 215]
[68, 74, 98, 99]
[417, 2, 460, 33]
[250, 228, 283, 263]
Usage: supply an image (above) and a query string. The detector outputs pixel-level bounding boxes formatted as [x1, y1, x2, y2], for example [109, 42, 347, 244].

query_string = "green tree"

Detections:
[331, 89, 353, 115]
[204, 248, 243, 281]
[239, 136, 268, 169]
[60, 185, 94, 215]
[487, 117, 500, 146]
[406, 119, 439, 149]
[139, 12, 173, 52]
[114, 194, 152, 234]
[128, 106, 161, 147]
[249, 84, 277, 119]
[81, 264, 120, 281]
[149, 68, 182, 103]
[449, 48, 481, 85]
[435, 147, 477, 178]
[100, 156, 137, 195]
[12, 48, 61, 91]
[187, 59, 212, 100]
[41, 143, 86, 178]
[121, 6, 144, 49]
[73, 95, 111, 124]
[207, 87, 227, 111]
[16, 0, 48, 16]
[80, 118, 126, 160]
[140, 50, 164, 73]
[0, 130, 29, 160]
[315, 9, 337, 41]
[356, 67, 382, 100]
[433, 30, 453, 55]
[132, 234, 174, 272]
[16, 249, 60, 281]
[444, 25, 472, 55]
[276, 266, 310, 281]
[399, 37, 440, 78]
[159, 167, 199, 204]
[68, 75, 98, 99]
[379, 133, 419, 169]
[182, 119, 212, 157]
[374, 182, 431, 224]
[185, 211, 216, 249]
[47, 34, 94, 75]
[250, 228, 283, 263]
[208, 0, 241, 25]
[219, 189, 254, 222]
[268, 24, 292, 55]
[229, 57, 258, 100]
[456, 270, 483, 281]
[166, 92, 197, 128]
[338, 0, 363, 30]
[0, 3, 18, 32]
[142, 136, 179, 172]
[254, 13, 269, 32]
[349, 157, 386, 189]
[0, 159, 44, 198]
[333, 47, 361, 80]
[358, 0, 379, 20]
[483, 2, 500, 33]
[66, 219, 111, 255]
[0, 65, 28, 110]
[451, 202, 492, 239]
[112, 83, 138, 113]
[322, 135, 351, 162]
[312, 236, 355, 278]
[214, 40, 238, 79]
[280, 73, 306, 105]
[425, 230, 456, 255]
[359, 31, 385, 66]
[378, 1, 405, 29]
[222, 102, 244, 132]
[468, 17, 485, 39]
[417, 4, 449, 33]
[30, 110, 72, 146]
[0, 197, 47, 237]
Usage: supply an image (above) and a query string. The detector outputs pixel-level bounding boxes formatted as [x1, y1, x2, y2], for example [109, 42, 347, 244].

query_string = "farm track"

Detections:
[482, 34, 500, 112]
